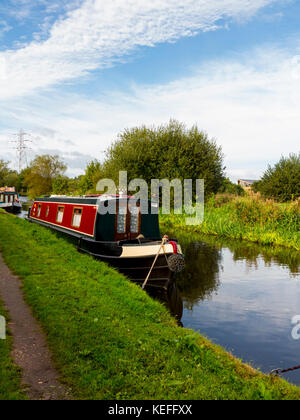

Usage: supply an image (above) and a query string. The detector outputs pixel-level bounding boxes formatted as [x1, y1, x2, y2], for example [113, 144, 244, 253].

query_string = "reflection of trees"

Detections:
[208, 238, 300, 278]
[231, 244, 299, 277]
[176, 240, 222, 310]
[170, 230, 299, 312]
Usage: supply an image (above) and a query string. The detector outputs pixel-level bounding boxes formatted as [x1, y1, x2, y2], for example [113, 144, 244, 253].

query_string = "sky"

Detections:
[0, 0, 299, 180]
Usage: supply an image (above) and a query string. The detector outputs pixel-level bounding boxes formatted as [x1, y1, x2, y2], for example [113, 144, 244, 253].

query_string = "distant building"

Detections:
[238, 179, 257, 191]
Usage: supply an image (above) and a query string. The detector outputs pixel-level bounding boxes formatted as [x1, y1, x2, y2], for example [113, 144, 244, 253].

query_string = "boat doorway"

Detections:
[115, 201, 141, 241]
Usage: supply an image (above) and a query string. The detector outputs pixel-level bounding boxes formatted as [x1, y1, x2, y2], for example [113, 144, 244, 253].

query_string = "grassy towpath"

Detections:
[0, 298, 26, 400]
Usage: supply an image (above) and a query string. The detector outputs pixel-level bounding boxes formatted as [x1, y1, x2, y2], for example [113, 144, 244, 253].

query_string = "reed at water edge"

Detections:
[160, 195, 300, 250]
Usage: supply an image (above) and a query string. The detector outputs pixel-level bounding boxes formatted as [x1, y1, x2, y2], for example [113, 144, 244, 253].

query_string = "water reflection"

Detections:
[169, 231, 300, 386]
[176, 240, 221, 309]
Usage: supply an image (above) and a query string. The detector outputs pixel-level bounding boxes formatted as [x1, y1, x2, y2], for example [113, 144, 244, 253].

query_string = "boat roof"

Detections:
[0, 187, 16, 193]
[35, 194, 142, 205]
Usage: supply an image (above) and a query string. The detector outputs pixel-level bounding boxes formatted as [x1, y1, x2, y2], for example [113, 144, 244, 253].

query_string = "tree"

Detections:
[253, 153, 300, 202]
[79, 160, 103, 194]
[24, 155, 67, 198]
[0, 160, 21, 190]
[52, 175, 70, 195]
[0, 160, 10, 185]
[15, 168, 30, 195]
[68, 176, 83, 196]
[2, 170, 19, 188]
[101, 120, 225, 197]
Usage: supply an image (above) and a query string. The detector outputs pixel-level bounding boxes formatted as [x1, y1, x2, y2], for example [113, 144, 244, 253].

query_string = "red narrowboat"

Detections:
[27, 195, 184, 315]
[0, 187, 22, 214]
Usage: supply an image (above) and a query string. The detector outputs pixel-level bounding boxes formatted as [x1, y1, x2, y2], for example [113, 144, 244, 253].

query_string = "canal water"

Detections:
[18, 197, 32, 218]
[170, 231, 300, 386]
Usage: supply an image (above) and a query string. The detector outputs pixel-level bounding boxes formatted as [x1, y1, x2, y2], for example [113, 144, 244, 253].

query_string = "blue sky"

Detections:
[0, 0, 299, 180]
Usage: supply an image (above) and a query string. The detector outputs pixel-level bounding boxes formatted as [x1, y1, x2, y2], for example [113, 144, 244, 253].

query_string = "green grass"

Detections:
[0, 210, 299, 400]
[0, 299, 27, 400]
[161, 195, 300, 250]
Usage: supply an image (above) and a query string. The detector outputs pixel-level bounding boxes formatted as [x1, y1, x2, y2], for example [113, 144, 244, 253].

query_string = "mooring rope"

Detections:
[142, 235, 169, 290]
[270, 365, 300, 376]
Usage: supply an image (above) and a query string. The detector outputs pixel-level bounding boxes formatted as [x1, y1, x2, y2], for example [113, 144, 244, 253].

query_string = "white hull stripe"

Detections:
[120, 243, 182, 258]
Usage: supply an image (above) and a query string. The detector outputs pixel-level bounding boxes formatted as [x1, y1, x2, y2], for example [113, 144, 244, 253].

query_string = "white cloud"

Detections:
[2, 0, 77, 20]
[0, 20, 12, 37]
[1, 43, 299, 180]
[0, 0, 281, 99]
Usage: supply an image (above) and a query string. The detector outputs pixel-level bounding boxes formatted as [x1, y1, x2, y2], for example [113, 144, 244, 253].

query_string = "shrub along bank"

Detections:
[161, 195, 300, 250]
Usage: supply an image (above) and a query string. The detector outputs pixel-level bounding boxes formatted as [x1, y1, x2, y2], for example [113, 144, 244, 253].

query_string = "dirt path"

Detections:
[0, 253, 70, 400]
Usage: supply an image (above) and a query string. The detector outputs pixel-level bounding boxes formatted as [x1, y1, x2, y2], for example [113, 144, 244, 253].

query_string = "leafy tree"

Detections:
[3, 171, 19, 187]
[52, 175, 70, 195]
[24, 154, 67, 198]
[79, 160, 103, 194]
[0, 160, 22, 190]
[0, 160, 10, 185]
[68, 176, 83, 195]
[253, 153, 300, 202]
[101, 120, 225, 197]
[14, 168, 30, 195]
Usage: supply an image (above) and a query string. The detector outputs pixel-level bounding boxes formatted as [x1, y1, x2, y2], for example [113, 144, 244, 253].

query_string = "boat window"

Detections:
[72, 208, 82, 228]
[117, 212, 127, 234]
[130, 207, 140, 233]
[5, 195, 8, 203]
[37, 204, 42, 217]
[56, 206, 64, 223]
[46, 206, 50, 218]
[0, 194, 3, 202]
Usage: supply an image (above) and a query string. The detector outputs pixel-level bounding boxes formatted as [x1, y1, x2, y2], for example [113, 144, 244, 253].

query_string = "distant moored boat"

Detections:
[0, 187, 22, 214]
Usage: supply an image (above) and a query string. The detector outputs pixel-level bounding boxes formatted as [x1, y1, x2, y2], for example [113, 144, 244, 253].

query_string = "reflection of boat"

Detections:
[0, 187, 22, 214]
[175, 239, 221, 309]
[27, 195, 184, 317]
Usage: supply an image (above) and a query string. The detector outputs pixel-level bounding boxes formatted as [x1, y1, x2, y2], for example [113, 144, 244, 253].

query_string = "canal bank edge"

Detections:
[160, 206, 300, 251]
[0, 210, 299, 400]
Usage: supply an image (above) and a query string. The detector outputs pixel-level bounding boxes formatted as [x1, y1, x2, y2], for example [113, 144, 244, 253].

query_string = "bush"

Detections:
[253, 153, 300, 202]
[219, 178, 245, 196]
[100, 120, 225, 197]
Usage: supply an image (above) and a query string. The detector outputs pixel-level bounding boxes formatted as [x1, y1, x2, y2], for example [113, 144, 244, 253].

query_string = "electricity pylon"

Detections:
[10, 129, 32, 173]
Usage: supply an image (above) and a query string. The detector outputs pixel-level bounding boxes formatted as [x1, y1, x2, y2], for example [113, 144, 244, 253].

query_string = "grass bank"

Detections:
[161, 195, 300, 250]
[0, 211, 299, 400]
[0, 299, 26, 400]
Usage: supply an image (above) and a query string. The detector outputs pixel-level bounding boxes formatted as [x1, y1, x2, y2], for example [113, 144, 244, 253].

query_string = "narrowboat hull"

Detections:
[27, 215, 179, 290]
[79, 238, 183, 320]
[0, 202, 22, 214]
[78, 237, 176, 290]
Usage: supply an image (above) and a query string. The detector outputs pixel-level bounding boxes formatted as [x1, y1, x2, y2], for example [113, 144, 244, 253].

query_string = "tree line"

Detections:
[1, 120, 299, 202]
